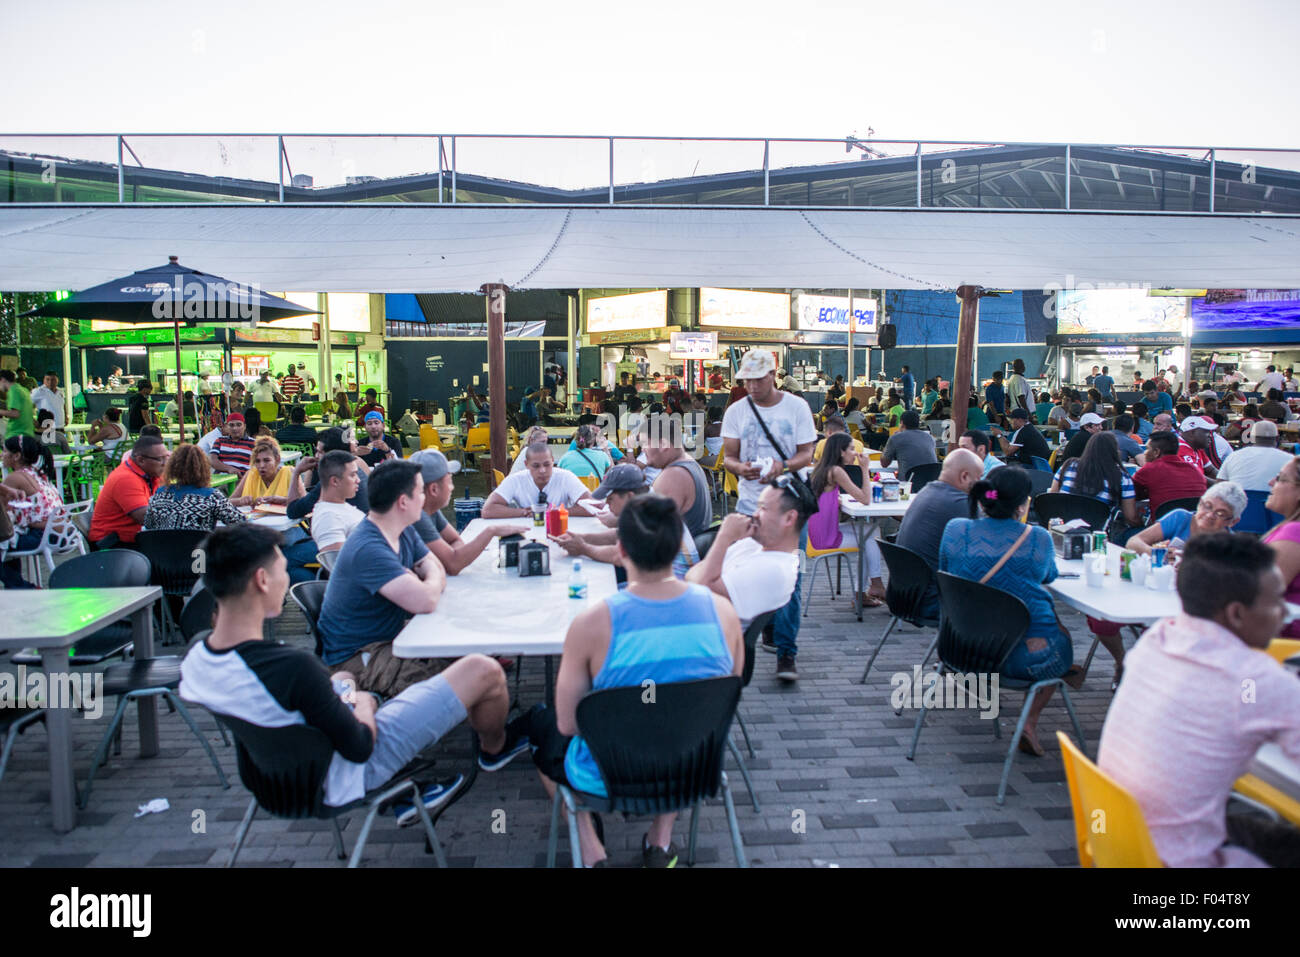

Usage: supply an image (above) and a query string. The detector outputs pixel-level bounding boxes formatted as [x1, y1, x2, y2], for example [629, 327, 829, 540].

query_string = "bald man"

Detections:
[895, 448, 984, 617]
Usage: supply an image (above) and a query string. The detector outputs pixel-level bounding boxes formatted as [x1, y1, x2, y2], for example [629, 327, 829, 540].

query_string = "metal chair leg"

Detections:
[861, 616, 899, 684]
[687, 800, 701, 866]
[824, 557, 836, 598]
[919, 633, 939, 669]
[906, 702, 931, 761]
[165, 692, 229, 789]
[720, 771, 748, 868]
[802, 556, 821, 616]
[727, 736, 761, 813]
[561, 787, 583, 868]
[836, 555, 843, 594]
[546, 789, 562, 869]
[737, 712, 755, 759]
[1059, 685, 1086, 754]
[80, 695, 131, 809]
[998, 682, 1051, 806]
[1081, 635, 1101, 677]
[411, 794, 447, 868]
[330, 817, 347, 860]
[348, 803, 383, 868]
[227, 798, 258, 867]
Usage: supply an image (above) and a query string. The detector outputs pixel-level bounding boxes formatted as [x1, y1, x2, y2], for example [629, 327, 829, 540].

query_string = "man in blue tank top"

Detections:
[526, 494, 744, 867]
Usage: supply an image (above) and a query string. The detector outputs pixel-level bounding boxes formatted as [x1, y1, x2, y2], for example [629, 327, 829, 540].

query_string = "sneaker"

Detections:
[642, 834, 680, 868]
[392, 774, 464, 827]
[760, 635, 778, 654]
[478, 714, 530, 771]
[776, 655, 798, 681]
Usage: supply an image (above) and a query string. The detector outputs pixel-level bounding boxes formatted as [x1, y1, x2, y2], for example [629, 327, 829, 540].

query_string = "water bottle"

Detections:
[568, 558, 588, 599]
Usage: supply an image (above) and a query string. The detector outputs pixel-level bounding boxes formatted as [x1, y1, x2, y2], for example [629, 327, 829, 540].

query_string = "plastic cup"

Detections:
[900, 481, 912, 500]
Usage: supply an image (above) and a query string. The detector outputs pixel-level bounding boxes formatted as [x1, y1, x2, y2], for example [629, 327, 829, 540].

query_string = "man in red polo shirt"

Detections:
[209, 412, 256, 474]
[89, 435, 168, 548]
[1133, 431, 1208, 517]
[1177, 416, 1222, 478]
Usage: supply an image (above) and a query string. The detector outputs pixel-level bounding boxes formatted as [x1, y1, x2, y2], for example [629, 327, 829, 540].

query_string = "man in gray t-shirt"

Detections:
[895, 449, 983, 616]
[881, 411, 938, 481]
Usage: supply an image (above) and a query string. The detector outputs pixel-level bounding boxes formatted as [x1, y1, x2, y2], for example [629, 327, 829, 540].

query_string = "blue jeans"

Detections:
[281, 527, 321, 585]
[771, 525, 809, 658]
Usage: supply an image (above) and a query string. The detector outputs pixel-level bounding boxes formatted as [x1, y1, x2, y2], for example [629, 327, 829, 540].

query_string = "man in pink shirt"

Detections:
[1098, 534, 1300, 867]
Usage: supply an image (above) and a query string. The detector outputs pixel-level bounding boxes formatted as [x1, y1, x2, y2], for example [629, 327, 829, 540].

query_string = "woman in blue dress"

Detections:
[939, 465, 1084, 756]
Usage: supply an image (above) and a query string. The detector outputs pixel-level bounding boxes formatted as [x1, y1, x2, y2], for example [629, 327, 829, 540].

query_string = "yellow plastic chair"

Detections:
[1057, 731, 1163, 868]
[577, 473, 600, 492]
[255, 401, 280, 425]
[1266, 638, 1300, 663]
[465, 425, 490, 457]
[492, 468, 506, 489]
[419, 424, 441, 450]
[802, 538, 860, 615]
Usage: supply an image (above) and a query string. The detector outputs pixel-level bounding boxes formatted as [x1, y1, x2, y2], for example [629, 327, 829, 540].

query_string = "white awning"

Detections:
[1, 205, 1298, 292]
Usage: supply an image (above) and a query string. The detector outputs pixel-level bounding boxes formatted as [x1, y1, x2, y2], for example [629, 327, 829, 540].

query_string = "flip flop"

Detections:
[859, 594, 886, 608]
[1017, 732, 1045, 757]
[1062, 666, 1086, 690]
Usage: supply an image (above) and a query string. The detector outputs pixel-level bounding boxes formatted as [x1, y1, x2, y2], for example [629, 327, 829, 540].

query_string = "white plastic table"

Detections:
[840, 495, 912, 620]
[1247, 743, 1300, 801]
[0, 586, 161, 832]
[393, 516, 617, 660]
[1047, 544, 1186, 624]
[280, 450, 302, 466]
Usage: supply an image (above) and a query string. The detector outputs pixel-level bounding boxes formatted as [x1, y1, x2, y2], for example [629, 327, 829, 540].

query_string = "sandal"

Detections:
[859, 593, 886, 608]
[1062, 666, 1086, 690]
[1017, 731, 1045, 757]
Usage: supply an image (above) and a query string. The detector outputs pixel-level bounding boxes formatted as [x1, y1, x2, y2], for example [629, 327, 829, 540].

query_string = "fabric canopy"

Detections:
[1, 205, 1297, 292]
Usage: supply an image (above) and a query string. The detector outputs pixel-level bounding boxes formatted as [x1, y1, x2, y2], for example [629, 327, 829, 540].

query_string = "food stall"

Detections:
[1189, 290, 1300, 392]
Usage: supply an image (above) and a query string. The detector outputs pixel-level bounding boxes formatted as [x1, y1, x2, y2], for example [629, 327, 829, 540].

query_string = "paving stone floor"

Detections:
[0, 570, 1113, 868]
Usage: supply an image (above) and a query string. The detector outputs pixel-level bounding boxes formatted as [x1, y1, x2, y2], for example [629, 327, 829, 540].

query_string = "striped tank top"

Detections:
[564, 583, 733, 797]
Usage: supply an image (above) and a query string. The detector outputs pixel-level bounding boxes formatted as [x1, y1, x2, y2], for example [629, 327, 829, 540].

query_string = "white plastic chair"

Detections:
[6, 505, 88, 587]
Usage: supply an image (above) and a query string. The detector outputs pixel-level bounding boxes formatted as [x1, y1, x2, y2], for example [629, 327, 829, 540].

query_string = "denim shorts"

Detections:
[1001, 624, 1073, 682]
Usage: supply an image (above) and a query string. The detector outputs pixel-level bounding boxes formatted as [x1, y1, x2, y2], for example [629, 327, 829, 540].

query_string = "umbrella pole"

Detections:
[174, 319, 185, 443]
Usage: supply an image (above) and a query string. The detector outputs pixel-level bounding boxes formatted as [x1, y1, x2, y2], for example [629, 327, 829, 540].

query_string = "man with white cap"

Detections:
[1217, 420, 1293, 491]
[1178, 416, 1228, 478]
[410, 448, 528, 573]
[721, 348, 817, 681]
[1055, 411, 1105, 463]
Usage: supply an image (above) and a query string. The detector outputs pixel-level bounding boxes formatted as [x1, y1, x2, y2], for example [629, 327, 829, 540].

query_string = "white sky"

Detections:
[5, 0, 1298, 149]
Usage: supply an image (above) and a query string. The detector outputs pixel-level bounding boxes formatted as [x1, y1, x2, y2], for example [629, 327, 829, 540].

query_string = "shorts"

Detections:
[527, 703, 576, 787]
[331, 640, 449, 701]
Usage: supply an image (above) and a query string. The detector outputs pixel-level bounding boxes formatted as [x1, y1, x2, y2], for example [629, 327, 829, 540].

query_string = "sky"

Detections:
[5, 0, 1298, 149]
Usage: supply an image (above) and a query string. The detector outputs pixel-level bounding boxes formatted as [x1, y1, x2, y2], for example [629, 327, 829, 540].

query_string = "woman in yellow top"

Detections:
[230, 437, 302, 507]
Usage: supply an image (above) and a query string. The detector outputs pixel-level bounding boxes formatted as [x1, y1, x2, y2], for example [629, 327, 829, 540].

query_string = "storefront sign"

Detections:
[795, 294, 878, 333]
[586, 290, 669, 333]
[71, 326, 219, 347]
[699, 288, 790, 330]
[235, 327, 364, 346]
[669, 331, 719, 360]
[713, 327, 863, 346]
[586, 325, 680, 346]
[1048, 332, 1187, 347]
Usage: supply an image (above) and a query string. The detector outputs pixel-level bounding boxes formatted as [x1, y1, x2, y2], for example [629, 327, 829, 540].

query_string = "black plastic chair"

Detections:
[1153, 496, 1203, 522]
[1022, 469, 1056, 525]
[726, 609, 777, 814]
[136, 529, 211, 642]
[81, 650, 230, 810]
[693, 523, 721, 559]
[290, 581, 329, 658]
[1032, 492, 1112, 530]
[906, 572, 1086, 805]
[215, 713, 448, 868]
[860, 541, 940, 684]
[546, 676, 747, 868]
[10, 550, 150, 667]
[179, 587, 217, 644]
[0, 707, 45, 786]
[905, 461, 942, 492]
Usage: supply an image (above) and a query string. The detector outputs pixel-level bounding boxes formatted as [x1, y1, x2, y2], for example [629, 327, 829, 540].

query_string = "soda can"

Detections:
[1151, 546, 1167, 568]
[1093, 531, 1107, 554]
[872, 484, 882, 504]
[1119, 550, 1136, 581]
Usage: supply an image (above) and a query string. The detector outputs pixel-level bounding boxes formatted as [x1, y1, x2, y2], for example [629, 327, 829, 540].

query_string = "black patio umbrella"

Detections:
[21, 257, 319, 440]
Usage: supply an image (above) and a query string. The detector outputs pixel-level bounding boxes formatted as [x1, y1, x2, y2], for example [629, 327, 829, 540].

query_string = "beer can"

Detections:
[1092, 531, 1107, 554]
[1151, 546, 1167, 568]
[1119, 550, 1136, 581]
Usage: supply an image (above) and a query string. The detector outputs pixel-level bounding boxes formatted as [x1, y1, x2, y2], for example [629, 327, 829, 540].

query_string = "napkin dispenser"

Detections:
[1050, 519, 1093, 561]
[518, 541, 551, 577]
[498, 533, 525, 568]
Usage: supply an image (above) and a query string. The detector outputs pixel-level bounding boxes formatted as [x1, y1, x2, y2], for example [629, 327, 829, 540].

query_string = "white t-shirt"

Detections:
[720, 393, 818, 515]
[198, 428, 224, 453]
[1261, 371, 1286, 393]
[1217, 445, 1294, 491]
[719, 538, 800, 629]
[1005, 372, 1030, 409]
[494, 467, 589, 509]
[251, 381, 277, 403]
[31, 385, 65, 429]
[311, 500, 366, 551]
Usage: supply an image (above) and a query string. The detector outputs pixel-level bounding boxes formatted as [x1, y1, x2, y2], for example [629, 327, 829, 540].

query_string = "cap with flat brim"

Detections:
[591, 463, 647, 499]
[1180, 416, 1216, 432]
[410, 448, 461, 483]
[1009, 407, 1029, 419]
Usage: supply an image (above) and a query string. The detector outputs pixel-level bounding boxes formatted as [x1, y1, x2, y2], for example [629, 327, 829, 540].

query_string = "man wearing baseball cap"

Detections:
[410, 448, 528, 573]
[552, 464, 700, 580]
[1177, 416, 1226, 477]
[991, 405, 1051, 468]
[357, 410, 401, 467]
[209, 412, 255, 474]
[1217, 419, 1288, 491]
[720, 348, 817, 681]
[1056, 411, 1106, 464]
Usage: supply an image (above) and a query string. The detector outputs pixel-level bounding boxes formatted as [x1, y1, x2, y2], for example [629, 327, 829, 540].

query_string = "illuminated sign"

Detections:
[669, 331, 719, 360]
[586, 290, 669, 333]
[268, 293, 371, 332]
[699, 288, 789, 330]
[1055, 289, 1187, 337]
[795, 294, 877, 333]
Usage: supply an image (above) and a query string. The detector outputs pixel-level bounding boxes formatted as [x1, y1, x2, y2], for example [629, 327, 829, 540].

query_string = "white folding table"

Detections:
[0, 586, 162, 832]
[840, 495, 912, 620]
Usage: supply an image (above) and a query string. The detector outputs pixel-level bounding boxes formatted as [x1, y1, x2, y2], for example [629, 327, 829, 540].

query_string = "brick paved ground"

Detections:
[0, 481, 1113, 869]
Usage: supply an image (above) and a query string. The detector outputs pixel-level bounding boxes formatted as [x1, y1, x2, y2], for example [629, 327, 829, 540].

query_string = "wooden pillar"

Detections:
[481, 282, 509, 481]
[951, 284, 982, 439]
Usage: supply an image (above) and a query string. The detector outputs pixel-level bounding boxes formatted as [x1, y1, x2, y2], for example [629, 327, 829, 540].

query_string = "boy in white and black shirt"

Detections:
[179, 524, 529, 818]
